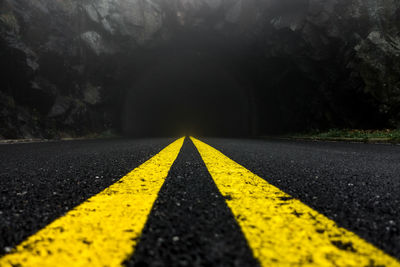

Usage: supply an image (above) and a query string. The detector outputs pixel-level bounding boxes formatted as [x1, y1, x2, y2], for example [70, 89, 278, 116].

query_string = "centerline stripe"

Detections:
[191, 137, 400, 267]
[0, 137, 185, 267]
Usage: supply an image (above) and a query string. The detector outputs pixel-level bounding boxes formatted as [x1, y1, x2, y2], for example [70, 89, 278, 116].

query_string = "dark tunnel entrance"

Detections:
[122, 44, 252, 137]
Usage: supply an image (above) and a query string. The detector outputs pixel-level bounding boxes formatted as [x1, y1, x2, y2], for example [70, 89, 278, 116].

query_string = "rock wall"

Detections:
[0, 0, 399, 138]
[253, 0, 400, 131]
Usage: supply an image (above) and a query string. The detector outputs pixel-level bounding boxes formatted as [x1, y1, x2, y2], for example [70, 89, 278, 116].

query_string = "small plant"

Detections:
[293, 129, 400, 143]
[0, 13, 20, 33]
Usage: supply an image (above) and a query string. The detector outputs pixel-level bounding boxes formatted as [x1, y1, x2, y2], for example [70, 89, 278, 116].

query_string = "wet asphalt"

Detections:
[0, 137, 399, 265]
[126, 138, 257, 267]
[0, 138, 174, 255]
[203, 138, 400, 261]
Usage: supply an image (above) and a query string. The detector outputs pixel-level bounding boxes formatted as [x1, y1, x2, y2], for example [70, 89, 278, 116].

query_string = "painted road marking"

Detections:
[191, 137, 400, 266]
[0, 138, 184, 267]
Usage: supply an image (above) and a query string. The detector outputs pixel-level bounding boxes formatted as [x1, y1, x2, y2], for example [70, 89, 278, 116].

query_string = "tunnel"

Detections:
[121, 30, 253, 137]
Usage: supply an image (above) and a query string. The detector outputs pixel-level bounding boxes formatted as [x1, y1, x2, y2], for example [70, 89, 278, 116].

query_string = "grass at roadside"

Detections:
[0, 130, 120, 144]
[290, 129, 400, 143]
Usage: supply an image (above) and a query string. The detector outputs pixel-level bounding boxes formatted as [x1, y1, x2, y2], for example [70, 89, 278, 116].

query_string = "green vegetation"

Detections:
[0, 13, 20, 33]
[292, 129, 400, 143]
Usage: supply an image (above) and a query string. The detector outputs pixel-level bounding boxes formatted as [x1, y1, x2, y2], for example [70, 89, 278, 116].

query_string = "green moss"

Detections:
[0, 13, 20, 33]
[292, 129, 400, 143]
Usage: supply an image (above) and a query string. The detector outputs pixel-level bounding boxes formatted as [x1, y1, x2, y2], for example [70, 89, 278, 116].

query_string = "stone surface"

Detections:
[0, 0, 399, 137]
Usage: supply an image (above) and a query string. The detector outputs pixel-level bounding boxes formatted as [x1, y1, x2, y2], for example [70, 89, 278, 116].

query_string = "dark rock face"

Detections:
[254, 0, 400, 132]
[0, 0, 399, 137]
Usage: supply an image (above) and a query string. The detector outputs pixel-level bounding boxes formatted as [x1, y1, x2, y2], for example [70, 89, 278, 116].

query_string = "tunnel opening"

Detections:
[121, 29, 253, 137]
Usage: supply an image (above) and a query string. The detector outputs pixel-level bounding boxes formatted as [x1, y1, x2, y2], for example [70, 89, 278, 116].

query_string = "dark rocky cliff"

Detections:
[1, 0, 399, 138]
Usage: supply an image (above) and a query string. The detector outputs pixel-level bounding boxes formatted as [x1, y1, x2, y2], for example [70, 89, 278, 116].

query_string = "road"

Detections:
[0, 137, 399, 266]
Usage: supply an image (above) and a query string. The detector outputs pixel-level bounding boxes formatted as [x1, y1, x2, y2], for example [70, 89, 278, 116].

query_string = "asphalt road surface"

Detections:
[0, 137, 399, 266]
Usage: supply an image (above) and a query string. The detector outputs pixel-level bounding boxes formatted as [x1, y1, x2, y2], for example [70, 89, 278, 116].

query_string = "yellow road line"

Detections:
[0, 137, 185, 267]
[191, 137, 400, 267]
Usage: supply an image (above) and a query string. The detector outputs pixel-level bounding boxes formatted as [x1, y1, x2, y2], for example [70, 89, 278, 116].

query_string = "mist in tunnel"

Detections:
[122, 47, 251, 137]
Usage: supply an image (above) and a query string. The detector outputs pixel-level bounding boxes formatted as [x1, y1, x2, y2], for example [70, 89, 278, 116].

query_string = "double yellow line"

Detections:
[1, 137, 399, 266]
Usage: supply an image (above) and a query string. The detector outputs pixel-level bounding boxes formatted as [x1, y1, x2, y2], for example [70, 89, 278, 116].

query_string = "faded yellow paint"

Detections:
[191, 137, 400, 267]
[0, 138, 184, 267]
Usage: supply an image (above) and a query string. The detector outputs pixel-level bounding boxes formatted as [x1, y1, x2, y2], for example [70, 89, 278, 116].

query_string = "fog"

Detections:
[1, 0, 398, 138]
